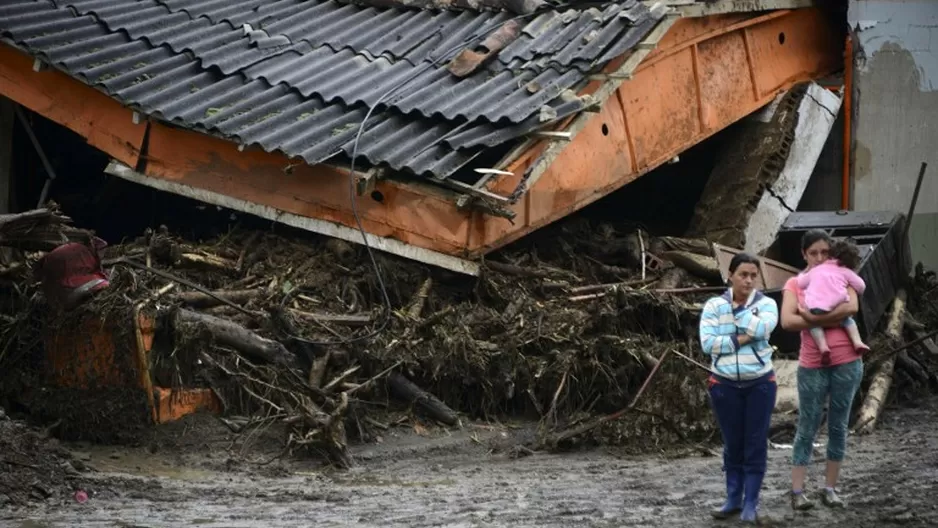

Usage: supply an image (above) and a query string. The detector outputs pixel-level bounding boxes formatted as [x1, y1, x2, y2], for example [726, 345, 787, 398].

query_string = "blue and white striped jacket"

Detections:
[699, 289, 778, 381]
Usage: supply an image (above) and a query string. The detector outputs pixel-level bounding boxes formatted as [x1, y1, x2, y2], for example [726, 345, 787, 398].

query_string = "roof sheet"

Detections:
[0, 0, 662, 183]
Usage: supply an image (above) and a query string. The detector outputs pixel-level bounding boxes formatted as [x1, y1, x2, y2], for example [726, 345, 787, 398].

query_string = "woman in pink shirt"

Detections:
[780, 230, 864, 512]
[794, 239, 871, 365]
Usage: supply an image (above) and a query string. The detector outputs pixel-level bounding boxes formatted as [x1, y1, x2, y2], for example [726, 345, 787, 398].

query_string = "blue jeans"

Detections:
[792, 359, 863, 466]
[709, 373, 777, 476]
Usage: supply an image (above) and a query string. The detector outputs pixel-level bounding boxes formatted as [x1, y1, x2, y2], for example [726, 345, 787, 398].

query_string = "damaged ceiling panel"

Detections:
[0, 0, 663, 185]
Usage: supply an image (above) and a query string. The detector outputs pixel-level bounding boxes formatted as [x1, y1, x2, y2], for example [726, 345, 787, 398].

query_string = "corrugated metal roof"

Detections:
[0, 0, 662, 183]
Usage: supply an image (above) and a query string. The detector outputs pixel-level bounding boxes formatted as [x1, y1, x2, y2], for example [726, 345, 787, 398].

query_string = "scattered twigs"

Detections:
[323, 366, 361, 392]
[545, 368, 569, 425]
[888, 327, 938, 358]
[175, 289, 262, 309]
[671, 348, 712, 374]
[536, 349, 674, 449]
[109, 257, 256, 316]
[568, 277, 657, 295]
[346, 360, 404, 397]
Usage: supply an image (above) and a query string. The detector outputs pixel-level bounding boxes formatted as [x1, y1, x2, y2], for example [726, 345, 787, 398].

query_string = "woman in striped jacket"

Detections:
[699, 252, 779, 524]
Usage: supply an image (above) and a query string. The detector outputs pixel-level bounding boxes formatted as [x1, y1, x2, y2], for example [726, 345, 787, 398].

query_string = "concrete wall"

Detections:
[849, 0, 938, 269]
[799, 111, 844, 212]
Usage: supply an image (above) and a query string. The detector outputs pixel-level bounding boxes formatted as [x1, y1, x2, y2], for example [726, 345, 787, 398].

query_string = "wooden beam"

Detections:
[105, 161, 482, 276]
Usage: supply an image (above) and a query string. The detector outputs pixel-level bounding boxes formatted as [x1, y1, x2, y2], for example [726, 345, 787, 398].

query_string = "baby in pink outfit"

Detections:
[795, 239, 870, 365]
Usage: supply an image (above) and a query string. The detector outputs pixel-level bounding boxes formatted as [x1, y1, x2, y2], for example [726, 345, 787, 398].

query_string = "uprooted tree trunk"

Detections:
[175, 308, 300, 369]
[198, 351, 350, 467]
[856, 290, 906, 435]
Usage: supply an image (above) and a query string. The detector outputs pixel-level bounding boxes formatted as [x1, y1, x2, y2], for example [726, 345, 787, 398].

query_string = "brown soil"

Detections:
[0, 411, 94, 509]
[3, 397, 936, 527]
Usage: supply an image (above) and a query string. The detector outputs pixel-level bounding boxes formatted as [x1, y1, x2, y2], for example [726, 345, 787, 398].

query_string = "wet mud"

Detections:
[4, 398, 937, 528]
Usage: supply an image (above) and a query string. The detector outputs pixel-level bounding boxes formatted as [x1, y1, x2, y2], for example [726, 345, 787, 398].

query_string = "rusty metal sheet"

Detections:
[712, 243, 800, 291]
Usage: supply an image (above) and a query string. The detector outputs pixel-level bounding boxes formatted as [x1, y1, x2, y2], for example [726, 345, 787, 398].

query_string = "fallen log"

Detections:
[855, 290, 906, 435]
[387, 372, 459, 426]
[176, 308, 300, 369]
[175, 289, 262, 308]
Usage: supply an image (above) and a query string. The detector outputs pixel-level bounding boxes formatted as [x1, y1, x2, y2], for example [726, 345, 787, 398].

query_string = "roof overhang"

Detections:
[0, 6, 840, 273]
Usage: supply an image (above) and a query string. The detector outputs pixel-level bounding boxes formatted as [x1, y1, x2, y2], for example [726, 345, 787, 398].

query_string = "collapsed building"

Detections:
[0, 0, 935, 484]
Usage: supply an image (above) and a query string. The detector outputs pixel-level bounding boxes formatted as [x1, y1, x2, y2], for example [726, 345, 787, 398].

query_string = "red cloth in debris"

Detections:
[37, 239, 109, 306]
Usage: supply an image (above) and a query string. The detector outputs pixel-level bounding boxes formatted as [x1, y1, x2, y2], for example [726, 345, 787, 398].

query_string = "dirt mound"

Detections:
[0, 410, 90, 508]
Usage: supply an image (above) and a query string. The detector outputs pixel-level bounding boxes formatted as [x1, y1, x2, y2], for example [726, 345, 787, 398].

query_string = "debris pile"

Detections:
[0, 206, 936, 471]
[0, 213, 725, 465]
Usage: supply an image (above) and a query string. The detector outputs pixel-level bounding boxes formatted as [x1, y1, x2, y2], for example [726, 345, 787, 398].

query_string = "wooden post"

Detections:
[855, 290, 906, 435]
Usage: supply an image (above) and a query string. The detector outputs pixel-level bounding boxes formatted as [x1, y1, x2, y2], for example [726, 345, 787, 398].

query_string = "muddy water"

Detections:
[5, 401, 938, 528]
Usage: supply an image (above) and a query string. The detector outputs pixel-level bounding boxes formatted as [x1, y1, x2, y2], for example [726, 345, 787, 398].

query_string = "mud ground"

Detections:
[4, 398, 937, 528]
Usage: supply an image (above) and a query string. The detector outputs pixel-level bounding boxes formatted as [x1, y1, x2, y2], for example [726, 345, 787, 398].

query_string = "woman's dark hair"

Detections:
[728, 252, 760, 274]
[801, 229, 832, 252]
[829, 239, 861, 270]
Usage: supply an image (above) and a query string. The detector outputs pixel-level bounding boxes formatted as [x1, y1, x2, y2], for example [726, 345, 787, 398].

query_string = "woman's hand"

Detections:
[798, 304, 822, 324]
[736, 334, 753, 346]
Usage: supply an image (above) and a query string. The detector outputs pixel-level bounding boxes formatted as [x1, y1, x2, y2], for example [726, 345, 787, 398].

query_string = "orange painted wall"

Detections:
[478, 9, 841, 254]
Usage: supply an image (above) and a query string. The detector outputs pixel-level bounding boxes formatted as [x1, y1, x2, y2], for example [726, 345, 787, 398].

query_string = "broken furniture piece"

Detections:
[42, 310, 220, 434]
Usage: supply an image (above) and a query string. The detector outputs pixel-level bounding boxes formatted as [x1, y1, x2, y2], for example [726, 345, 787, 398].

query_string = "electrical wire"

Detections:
[282, 12, 540, 346]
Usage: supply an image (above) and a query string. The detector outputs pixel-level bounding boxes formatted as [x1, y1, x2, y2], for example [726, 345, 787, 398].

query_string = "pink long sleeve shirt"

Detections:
[795, 259, 866, 312]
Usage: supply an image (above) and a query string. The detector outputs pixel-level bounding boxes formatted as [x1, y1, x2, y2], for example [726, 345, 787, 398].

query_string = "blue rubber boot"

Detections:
[711, 470, 743, 519]
[740, 472, 764, 524]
